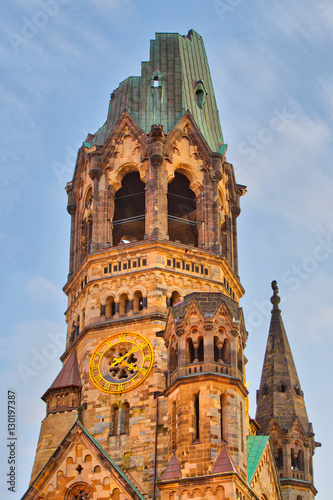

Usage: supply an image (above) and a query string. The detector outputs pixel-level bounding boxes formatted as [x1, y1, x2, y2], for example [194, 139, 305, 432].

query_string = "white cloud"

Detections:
[26, 275, 64, 302]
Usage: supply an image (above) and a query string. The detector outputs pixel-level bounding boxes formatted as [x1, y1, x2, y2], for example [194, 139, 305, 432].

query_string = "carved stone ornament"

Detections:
[204, 322, 214, 331]
[66, 482, 92, 499]
[210, 170, 223, 182]
[175, 327, 184, 337]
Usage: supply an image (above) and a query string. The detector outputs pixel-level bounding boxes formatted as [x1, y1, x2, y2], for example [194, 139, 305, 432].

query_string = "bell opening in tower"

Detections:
[167, 171, 198, 246]
[113, 171, 145, 245]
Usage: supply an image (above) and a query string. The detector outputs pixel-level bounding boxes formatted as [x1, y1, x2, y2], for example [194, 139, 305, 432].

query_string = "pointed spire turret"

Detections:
[256, 281, 309, 433]
[256, 282, 318, 500]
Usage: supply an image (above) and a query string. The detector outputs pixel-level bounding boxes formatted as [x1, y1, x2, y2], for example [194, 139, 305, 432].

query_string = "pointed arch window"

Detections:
[168, 172, 198, 246]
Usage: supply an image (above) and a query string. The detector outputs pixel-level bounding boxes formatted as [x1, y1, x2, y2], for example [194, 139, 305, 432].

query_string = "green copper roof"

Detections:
[91, 30, 224, 152]
[247, 435, 270, 483]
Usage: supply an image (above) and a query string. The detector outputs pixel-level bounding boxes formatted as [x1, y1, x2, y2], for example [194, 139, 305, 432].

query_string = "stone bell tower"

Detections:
[23, 30, 310, 500]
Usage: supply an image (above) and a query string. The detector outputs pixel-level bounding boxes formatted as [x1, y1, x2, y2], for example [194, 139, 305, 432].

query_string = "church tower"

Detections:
[23, 30, 316, 500]
[256, 281, 320, 500]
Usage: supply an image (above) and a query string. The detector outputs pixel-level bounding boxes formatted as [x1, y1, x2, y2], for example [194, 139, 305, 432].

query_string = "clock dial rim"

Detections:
[89, 332, 154, 394]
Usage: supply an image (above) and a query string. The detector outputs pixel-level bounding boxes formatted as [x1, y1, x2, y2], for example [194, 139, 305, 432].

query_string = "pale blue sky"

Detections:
[1, 1, 332, 498]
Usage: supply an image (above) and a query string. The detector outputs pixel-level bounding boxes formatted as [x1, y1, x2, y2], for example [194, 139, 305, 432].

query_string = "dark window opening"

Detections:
[110, 405, 119, 436]
[133, 290, 144, 313]
[279, 384, 286, 393]
[119, 403, 130, 434]
[297, 450, 304, 471]
[168, 172, 198, 246]
[153, 76, 160, 87]
[171, 402, 177, 451]
[291, 449, 297, 470]
[220, 395, 225, 441]
[105, 296, 116, 319]
[194, 394, 200, 441]
[275, 448, 283, 469]
[170, 290, 181, 306]
[170, 344, 178, 372]
[113, 172, 145, 246]
[187, 337, 203, 363]
[119, 293, 130, 315]
[237, 347, 243, 374]
[81, 215, 92, 261]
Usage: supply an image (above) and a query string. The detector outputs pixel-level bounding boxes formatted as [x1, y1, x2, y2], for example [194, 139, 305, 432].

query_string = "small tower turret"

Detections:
[256, 281, 320, 500]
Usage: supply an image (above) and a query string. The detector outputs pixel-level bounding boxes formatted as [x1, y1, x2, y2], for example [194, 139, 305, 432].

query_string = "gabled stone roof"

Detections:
[22, 419, 146, 500]
[170, 292, 242, 323]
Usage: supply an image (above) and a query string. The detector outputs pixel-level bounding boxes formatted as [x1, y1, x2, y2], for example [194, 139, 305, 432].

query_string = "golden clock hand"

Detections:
[110, 346, 138, 367]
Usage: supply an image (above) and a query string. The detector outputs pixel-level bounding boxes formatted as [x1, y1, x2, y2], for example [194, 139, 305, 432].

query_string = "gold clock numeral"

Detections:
[94, 374, 103, 383]
[103, 382, 111, 391]
[91, 364, 99, 370]
[118, 334, 127, 342]
[140, 367, 148, 375]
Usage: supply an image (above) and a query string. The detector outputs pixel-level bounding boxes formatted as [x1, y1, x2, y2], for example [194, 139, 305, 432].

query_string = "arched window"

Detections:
[297, 449, 304, 471]
[186, 337, 195, 363]
[219, 395, 226, 441]
[119, 403, 130, 434]
[133, 290, 144, 313]
[274, 445, 283, 468]
[237, 345, 243, 374]
[186, 337, 203, 363]
[193, 393, 200, 441]
[291, 448, 297, 469]
[110, 405, 119, 436]
[167, 172, 198, 246]
[81, 214, 92, 260]
[113, 172, 145, 246]
[112, 488, 120, 500]
[105, 296, 115, 318]
[170, 290, 181, 306]
[170, 339, 178, 372]
[119, 293, 130, 315]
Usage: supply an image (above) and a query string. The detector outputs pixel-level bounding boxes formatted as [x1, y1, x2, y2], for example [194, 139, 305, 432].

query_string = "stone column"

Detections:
[145, 125, 168, 240]
[66, 182, 76, 278]
[210, 154, 223, 254]
[88, 149, 104, 252]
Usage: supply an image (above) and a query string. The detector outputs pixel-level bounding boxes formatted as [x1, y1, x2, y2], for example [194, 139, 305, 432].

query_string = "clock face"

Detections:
[89, 333, 154, 394]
